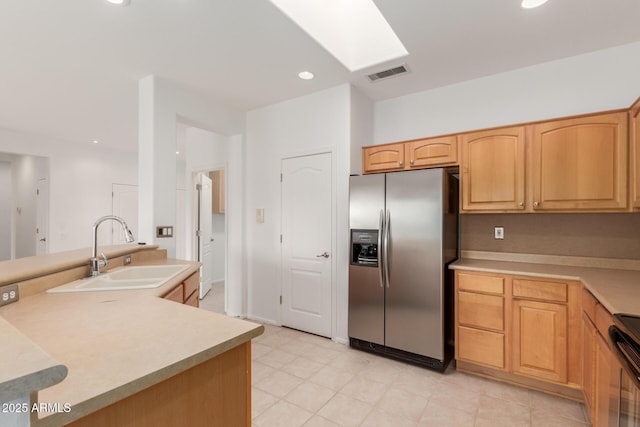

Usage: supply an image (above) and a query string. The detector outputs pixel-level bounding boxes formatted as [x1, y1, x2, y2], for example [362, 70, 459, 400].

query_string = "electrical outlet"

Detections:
[124, 255, 132, 265]
[0, 284, 19, 307]
[494, 226, 505, 240]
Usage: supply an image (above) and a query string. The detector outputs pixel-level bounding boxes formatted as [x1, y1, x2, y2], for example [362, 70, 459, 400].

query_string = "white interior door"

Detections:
[36, 178, 49, 255]
[281, 152, 332, 338]
[111, 184, 138, 244]
[197, 173, 213, 299]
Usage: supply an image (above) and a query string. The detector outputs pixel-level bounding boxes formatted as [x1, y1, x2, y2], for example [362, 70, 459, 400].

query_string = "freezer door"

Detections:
[384, 169, 445, 359]
[348, 174, 385, 345]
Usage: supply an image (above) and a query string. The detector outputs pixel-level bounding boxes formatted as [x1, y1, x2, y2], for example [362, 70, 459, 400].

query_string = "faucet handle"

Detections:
[99, 252, 108, 268]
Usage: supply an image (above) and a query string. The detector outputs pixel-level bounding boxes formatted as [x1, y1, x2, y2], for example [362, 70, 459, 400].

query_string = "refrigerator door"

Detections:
[348, 174, 385, 345]
[384, 169, 445, 359]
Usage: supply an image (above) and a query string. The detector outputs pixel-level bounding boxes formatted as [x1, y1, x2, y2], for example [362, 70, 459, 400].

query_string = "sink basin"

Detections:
[47, 264, 190, 293]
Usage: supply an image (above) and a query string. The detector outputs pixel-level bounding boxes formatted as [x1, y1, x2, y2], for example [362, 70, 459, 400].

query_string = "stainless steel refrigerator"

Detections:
[348, 168, 458, 371]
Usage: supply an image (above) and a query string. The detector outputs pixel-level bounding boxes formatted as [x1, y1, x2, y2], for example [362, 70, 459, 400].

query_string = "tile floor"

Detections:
[199, 290, 591, 427]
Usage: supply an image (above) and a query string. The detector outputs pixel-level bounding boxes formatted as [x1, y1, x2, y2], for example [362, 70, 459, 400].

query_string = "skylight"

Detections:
[269, 0, 408, 72]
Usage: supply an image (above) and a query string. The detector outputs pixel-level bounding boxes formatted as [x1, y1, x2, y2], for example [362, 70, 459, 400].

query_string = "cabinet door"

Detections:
[631, 99, 640, 209]
[512, 299, 567, 383]
[582, 312, 596, 423]
[595, 332, 612, 427]
[406, 135, 457, 168]
[460, 126, 526, 211]
[362, 143, 405, 173]
[531, 112, 628, 211]
[164, 284, 184, 303]
[210, 171, 225, 214]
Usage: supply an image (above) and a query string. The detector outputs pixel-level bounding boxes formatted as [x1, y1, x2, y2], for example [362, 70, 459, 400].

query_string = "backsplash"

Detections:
[460, 213, 640, 260]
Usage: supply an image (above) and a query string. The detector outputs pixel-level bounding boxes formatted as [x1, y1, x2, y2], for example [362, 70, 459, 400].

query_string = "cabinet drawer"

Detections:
[164, 284, 184, 303]
[185, 290, 199, 308]
[582, 288, 597, 322]
[458, 291, 504, 331]
[457, 326, 505, 369]
[183, 272, 199, 301]
[457, 273, 504, 295]
[513, 279, 567, 303]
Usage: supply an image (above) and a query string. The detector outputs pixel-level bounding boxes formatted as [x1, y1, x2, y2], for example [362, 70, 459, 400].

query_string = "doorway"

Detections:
[280, 152, 333, 338]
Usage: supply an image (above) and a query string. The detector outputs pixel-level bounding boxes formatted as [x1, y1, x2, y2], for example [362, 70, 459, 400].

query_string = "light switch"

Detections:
[494, 226, 504, 240]
[256, 208, 265, 223]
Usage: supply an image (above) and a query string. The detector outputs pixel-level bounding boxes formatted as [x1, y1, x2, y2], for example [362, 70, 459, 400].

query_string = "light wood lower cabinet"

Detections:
[67, 341, 251, 427]
[163, 271, 200, 308]
[631, 97, 640, 209]
[455, 270, 581, 397]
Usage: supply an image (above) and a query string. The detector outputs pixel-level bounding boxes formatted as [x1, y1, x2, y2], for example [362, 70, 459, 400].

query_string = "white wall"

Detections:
[245, 84, 357, 342]
[0, 129, 137, 254]
[374, 41, 640, 145]
[138, 76, 245, 317]
[0, 161, 11, 260]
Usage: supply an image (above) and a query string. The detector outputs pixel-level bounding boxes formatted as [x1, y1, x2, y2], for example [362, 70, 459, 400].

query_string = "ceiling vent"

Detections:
[367, 64, 410, 82]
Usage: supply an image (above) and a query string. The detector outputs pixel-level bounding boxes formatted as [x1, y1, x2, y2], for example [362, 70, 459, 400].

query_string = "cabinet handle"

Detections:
[410, 159, 414, 165]
[533, 201, 540, 208]
[519, 202, 524, 208]
[399, 161, 404, 167]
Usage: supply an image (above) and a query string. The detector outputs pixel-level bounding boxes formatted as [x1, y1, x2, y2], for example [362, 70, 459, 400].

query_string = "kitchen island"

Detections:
[0, 245, 263, 427]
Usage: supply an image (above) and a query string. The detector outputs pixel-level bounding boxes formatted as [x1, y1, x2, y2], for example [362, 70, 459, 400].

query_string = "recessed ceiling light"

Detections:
[298, 71, 315, 80]
[176, 151, 180, 155]
[92, 140, 99, 144]
[270, 0, 408, 72]
[106, 0, 130, 6]
[521, 0, 549, 8]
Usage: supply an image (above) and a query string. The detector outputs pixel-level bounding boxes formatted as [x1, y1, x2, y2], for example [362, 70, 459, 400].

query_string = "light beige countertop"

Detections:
[451, 255, 640, 316]
[0, 248, 264, 426]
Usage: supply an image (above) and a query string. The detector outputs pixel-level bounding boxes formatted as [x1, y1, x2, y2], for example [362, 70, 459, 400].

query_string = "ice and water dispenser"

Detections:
[350, 230, 378, 267]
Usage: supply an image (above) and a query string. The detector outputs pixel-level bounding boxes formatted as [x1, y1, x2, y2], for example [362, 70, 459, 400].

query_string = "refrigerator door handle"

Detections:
[378, 209, 384, 288]
[384, 209, 391, 288]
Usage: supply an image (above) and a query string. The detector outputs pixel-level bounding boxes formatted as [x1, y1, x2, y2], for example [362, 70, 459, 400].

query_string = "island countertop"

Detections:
[0, 247, 263, 426]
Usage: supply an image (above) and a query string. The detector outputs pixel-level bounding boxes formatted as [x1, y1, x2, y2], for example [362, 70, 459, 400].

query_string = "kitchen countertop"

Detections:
[451, 256, 640, 316]
[0, 248, 264, 427]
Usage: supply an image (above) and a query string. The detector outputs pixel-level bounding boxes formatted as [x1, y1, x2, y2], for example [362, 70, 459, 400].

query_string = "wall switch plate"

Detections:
[156, 226, 174, 238]
[0, 284, 19, 307]
[256, 208, 265, 223]
[494, 226, 505, 240]
[124, 255, 132, 265]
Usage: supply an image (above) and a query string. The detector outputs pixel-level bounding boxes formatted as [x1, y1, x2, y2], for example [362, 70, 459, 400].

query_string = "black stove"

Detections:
[611, 314, 640, 388]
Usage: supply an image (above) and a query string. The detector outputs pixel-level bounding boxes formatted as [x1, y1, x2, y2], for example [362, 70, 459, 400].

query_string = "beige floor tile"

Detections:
[328, 350, 375, 376]
[317, 393, 373, 427]
[428, 381, 483, 414]
[252, 388, 279, 419]
[360, 408, 419, 427]
[476, 395, 531, 426]
[284, 382, 336, 413]
[281, 355, 325, 379]
[481, 379, 531, 407]
[392, 370, 441, 400]
[309, 365, 355, 391]
[253, 400, 313, 427]
[529, 391, 587, 422]
[255, 370, 305, 398]
[303, 346, 344, 365]
[252, 360, 277, 384]
[278, 339, 322, 357]
[531, 409, 589, 427]
[252, 342, 273, 359]
[357, 358, 403, 385]
[418, 400, 476, 427]
[257, 348, 299, 369]
[339, 375, 388, 405]
[376, 387, 428, 422]
[302, 415, 341, 427]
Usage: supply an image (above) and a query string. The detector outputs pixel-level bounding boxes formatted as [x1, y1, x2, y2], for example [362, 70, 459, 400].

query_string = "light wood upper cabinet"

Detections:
[406, 135, 457, 168]
[531, 112, 628, 211]
[460, 126, 526, 211]
[210, 170, 225, 214]
[362, 143, 405, 173]
[631, 97, 640, 209]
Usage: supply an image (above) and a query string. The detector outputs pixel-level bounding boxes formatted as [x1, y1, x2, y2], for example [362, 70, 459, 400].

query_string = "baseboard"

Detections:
[245, 315, 280, 327]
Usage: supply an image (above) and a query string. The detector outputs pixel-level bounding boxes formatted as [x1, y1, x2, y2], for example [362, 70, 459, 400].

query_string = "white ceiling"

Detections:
[1, 0, 640, 151]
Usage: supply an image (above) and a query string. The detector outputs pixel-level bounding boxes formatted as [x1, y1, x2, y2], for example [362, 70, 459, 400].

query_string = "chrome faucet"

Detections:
[90, 215, 135, 276]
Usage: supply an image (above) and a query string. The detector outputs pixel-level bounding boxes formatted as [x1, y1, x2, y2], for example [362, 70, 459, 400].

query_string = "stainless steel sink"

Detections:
[47, 265, 190, 293]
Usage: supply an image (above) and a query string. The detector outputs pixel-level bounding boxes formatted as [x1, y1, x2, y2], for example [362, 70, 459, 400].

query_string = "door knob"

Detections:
[316, 252, 330, 258]
[40, 238, 47, 242]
